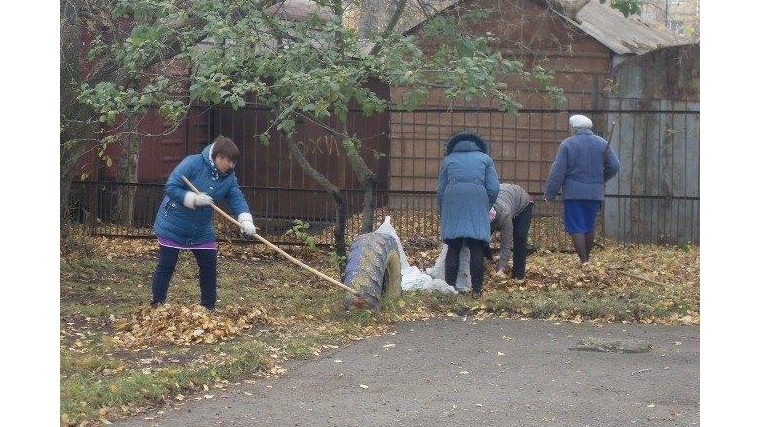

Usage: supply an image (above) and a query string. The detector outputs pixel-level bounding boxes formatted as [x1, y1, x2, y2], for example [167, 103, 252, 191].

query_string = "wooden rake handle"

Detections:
[180, 175, 361, 297]
[604, 121, 617, 157]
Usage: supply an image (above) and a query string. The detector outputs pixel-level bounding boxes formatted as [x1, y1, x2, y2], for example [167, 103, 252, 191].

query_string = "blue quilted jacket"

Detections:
[153, 144, 250, 245]
[437, 140, 500, 242]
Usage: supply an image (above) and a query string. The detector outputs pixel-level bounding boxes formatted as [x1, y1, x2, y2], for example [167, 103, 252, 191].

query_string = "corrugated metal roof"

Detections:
[401, 0, 683, 56]
[569, 0, 683, 55]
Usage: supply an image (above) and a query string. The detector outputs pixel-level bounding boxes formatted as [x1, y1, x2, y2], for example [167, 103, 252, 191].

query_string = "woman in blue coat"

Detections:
[151, 136, 257, 311]
[437, 131, 500, 298]
[544, 115, 619, 264]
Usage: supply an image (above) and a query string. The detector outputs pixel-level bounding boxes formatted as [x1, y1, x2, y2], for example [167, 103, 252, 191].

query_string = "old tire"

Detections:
[343, 232, 402, 311]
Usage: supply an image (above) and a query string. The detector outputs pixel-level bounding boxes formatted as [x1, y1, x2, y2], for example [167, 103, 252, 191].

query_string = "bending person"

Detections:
[489, 183, 534, 279]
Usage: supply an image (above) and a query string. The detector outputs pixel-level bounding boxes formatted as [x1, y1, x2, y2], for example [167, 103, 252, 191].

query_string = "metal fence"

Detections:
[68, 96, 699, 249]
[68, 180, 578, 251]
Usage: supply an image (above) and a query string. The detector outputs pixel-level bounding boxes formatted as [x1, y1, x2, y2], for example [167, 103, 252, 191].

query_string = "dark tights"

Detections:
[444, 238, 486, 292]
[570, 230, 595, 264]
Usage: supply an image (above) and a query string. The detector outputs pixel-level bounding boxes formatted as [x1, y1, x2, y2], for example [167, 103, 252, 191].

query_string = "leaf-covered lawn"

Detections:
[60, 235, 698, 426]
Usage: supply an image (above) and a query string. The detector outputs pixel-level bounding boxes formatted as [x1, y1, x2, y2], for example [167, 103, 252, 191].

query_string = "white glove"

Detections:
[194, 193, 213, 207]
[183, 192, 213, 209]
[238, 212, 257, 236]
[489, 207, 497, 222]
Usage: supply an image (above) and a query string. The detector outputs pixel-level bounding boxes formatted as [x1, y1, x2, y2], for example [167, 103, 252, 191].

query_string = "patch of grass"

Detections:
[61, 371, 168, 423]
[67, 303, 128, 318]
[61, 338, 270, 426]
[284, 337, 322, 359]
[60, 352, 123, 377]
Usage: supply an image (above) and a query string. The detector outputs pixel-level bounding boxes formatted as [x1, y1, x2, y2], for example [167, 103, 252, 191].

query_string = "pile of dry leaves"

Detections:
[112, 303, 274, 348]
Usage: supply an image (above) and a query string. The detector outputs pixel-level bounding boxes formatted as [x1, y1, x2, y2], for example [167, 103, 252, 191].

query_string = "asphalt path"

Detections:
[112, 317, 699, 427]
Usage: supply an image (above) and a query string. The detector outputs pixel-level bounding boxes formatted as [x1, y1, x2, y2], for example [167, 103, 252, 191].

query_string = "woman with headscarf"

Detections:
[437, 131, 500, 298]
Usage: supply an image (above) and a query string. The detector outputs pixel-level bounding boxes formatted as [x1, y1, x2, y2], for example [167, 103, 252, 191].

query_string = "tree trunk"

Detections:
[283, 132, 348, 273]
[360, 175, 378, 233]
[332, 190, 348, 275]
[115, 116, 140, 227]
[340, 137, 378, 234]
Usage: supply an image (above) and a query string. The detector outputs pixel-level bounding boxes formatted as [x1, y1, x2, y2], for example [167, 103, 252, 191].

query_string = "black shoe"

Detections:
[471, 290, 482, 299]
[150, 301, 164, 308]
[201, 304, 216, 312]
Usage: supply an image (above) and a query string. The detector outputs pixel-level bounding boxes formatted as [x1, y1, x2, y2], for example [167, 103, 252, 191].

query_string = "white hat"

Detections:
[569, 114, 592, 129]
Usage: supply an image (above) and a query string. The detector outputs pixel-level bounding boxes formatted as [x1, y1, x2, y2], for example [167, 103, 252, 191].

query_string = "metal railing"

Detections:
[67, 180, 588, 251]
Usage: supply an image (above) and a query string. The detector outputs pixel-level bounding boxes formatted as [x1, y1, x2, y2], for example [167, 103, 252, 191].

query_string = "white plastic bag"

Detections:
[400, 266, 433, 290]
[426, 244, 473, 291]
[374, 216, 455, 293]
[375, 216, 412, 273]
[428, 278, 457, 294]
